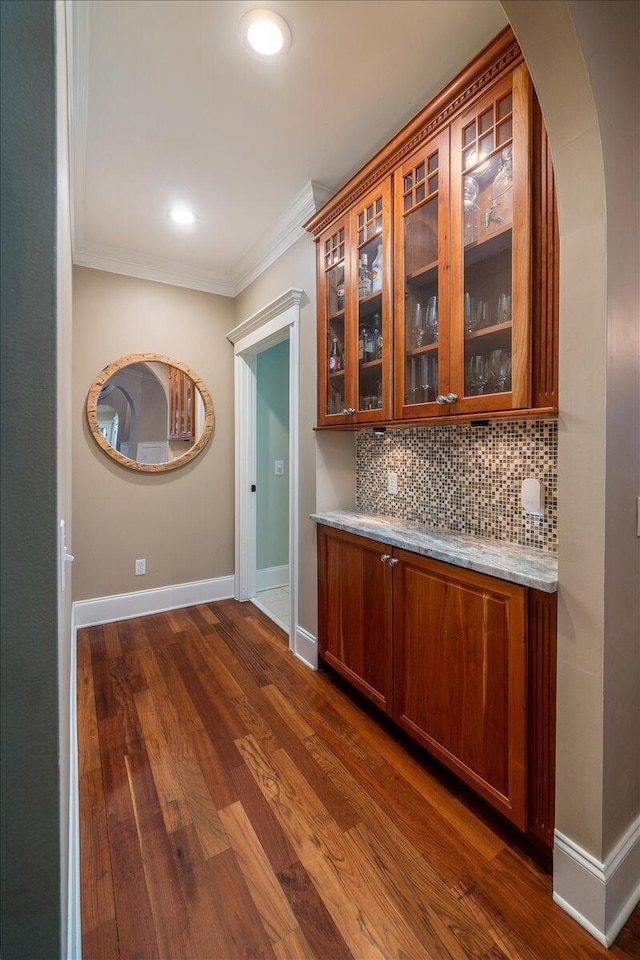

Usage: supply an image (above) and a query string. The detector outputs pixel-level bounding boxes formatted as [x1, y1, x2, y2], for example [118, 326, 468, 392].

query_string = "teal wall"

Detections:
[256, 340, 290, 572]
[0, 2, 61, 956]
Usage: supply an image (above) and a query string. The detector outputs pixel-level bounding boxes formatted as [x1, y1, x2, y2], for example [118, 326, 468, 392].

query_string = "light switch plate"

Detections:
[275, 460, 284, 476]
[387, 471, 398, 496]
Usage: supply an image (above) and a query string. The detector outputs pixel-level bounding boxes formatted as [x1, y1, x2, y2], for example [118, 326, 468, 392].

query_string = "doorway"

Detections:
[228, 288, 302, 656]
[253, 338, 290, 631]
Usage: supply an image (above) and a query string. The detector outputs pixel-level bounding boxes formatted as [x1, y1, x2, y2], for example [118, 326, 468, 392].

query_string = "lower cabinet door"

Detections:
[392, 549, 528, 828]
[317, 526, 393, 714]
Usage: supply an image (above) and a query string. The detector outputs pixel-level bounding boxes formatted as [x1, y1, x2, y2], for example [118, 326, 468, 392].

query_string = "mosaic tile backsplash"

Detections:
[355, 420, 558, 552]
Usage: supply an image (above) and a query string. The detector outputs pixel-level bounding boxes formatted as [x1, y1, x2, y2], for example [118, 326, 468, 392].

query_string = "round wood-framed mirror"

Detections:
[86, 353, 214, 472]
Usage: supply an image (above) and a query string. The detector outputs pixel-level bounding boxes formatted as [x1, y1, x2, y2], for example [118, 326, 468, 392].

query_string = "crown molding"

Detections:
[72, 179, 331, 298]
[73, 245, 237, 297]
[230, 181, 332, 295]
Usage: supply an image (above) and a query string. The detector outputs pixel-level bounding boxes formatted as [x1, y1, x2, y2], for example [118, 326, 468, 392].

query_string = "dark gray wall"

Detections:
[1, 2, 61, 957]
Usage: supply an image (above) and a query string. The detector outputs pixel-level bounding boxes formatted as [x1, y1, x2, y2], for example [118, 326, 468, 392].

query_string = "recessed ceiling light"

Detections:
[170, 207, 196, 226]
[240, 9, 292, 59]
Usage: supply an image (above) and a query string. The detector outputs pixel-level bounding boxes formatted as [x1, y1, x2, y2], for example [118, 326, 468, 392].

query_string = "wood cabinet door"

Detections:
[317, 526, 393, 714]
[448, 64, 532, 416]
[393, 128, 450, 420]
[392, 549, 527, 828]
[351, 178, 393, 424]
[317, 215, 354, 426]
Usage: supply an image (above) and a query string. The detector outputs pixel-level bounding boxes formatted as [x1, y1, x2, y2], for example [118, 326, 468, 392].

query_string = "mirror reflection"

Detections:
[87, 354, 214, 472]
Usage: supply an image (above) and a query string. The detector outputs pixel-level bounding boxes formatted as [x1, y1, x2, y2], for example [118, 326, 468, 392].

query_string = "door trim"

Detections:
[228, 288, 303, 655]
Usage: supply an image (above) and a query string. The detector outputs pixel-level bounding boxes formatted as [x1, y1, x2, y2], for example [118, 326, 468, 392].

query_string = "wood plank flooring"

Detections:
[79, 599, 640, 959]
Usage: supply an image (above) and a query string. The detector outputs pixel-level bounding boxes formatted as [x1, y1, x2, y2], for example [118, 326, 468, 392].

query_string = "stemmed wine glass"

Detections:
[467, 354, 491, 395]
[421, 354, 437, 402]
[490, 349, 512, 392]
[406, 356, 419, 403]
[425, 297, 438, 343]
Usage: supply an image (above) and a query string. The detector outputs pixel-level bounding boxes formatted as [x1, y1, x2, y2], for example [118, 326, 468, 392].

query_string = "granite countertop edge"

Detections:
[310, 510, 558, 593]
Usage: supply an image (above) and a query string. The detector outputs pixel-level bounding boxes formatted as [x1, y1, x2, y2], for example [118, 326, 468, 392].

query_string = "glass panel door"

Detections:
[353, 179, 391, 422]
[394, 130, 448, 419]
[323, 224, 347, 419]
[461, 88, 514, 399]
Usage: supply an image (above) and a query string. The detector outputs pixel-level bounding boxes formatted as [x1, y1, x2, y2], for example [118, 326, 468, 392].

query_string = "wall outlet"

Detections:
[135, 558, 146, 575]
[274, 460, 284, 476]
[387, 471, 398, 496]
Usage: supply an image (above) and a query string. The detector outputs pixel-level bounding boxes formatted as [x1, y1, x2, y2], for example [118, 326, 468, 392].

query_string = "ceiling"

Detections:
[70, 0, 507, 297]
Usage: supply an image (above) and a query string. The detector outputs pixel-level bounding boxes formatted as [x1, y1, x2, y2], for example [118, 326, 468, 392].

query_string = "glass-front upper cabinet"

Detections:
[317, 215, 351, 425]
[352, 180, 392, 423]
[448, 65, 532, 415]
[317, 181, 391, 426]
[393, 130, 450, 420]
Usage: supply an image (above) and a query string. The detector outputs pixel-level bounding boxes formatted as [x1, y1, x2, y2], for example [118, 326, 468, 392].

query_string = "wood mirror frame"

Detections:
[86, 352, 214, 472]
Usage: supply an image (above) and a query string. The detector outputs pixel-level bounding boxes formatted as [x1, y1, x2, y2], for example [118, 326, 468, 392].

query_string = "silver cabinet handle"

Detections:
[436, 394, 449, 405]
[388, 557, 399, 566]
[445, 393, 459, 404]
[380, 554, 391, 563]
[341, 407, 356, 416]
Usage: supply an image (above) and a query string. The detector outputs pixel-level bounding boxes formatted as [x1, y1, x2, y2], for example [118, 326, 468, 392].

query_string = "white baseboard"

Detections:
[73, 575, 235, 627]
[256, 564, 289, 592]
[67, 606, 81, 959]
[293, 625, 318, 670]
[554, 818, 640, 947]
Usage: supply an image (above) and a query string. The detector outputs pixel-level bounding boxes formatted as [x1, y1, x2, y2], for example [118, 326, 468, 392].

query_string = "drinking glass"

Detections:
[412, 302, 425, 348]
[420, 355, 434, 402]
[425, 296, 438, 342]
[468, 354, 491, 394]
[497, 292, 512, 324]
[490, 349, 512, 391]
[464, 292, 474, 334]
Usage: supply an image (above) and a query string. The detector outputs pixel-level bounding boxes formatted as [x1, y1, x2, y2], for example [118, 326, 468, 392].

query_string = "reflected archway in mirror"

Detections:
[86, 353, 214, 472]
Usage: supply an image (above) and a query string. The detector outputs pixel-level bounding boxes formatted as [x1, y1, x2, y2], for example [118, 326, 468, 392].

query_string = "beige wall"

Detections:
[233, 235, 337, 638]
[72, 266, 235, 600]
[503, 0, 640, 869]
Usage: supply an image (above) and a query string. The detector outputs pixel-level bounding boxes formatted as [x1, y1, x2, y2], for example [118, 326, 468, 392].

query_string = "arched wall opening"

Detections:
[501, 0, 639, 945]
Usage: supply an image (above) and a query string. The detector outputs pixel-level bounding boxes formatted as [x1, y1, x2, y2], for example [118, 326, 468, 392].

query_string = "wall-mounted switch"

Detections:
[387, 471, 398, 496]
[274, 460, 284, 476]
[521, 478, 545, 517]
[135, 558, 146, 575]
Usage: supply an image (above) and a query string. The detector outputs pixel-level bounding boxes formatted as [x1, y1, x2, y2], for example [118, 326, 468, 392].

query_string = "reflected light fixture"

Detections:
[372, 426, 387, 437]
[170, 207, 196, 226]
[240, 9, 292, 59]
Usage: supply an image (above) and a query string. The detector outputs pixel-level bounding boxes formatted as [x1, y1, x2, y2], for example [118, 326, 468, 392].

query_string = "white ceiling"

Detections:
[70, 0, 507, 297]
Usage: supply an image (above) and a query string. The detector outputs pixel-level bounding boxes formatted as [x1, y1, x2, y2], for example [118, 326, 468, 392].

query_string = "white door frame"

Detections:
[227, 288, 303, 655]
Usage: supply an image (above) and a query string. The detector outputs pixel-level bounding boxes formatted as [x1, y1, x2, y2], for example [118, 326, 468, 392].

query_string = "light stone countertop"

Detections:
[311, 510, 558, 593]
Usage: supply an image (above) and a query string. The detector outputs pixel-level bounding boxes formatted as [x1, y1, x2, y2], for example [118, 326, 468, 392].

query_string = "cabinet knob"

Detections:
[380, 553, 391, 563]
[445, 393, 459, 404]
[436, 394, 449, 405]
[341, 408, 355, 416]
[388, 557, 399, 567]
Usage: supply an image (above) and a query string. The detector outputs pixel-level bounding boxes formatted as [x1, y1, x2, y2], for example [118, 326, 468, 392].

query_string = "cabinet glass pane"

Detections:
[356, 196, 384, 413]
[324, 228, 346, 416]
[461, 95, 513, 398]
[402, 150, 440, 406]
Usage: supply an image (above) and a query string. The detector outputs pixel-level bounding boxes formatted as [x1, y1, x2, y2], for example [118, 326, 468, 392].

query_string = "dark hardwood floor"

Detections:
[78, 599, 639, 959]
